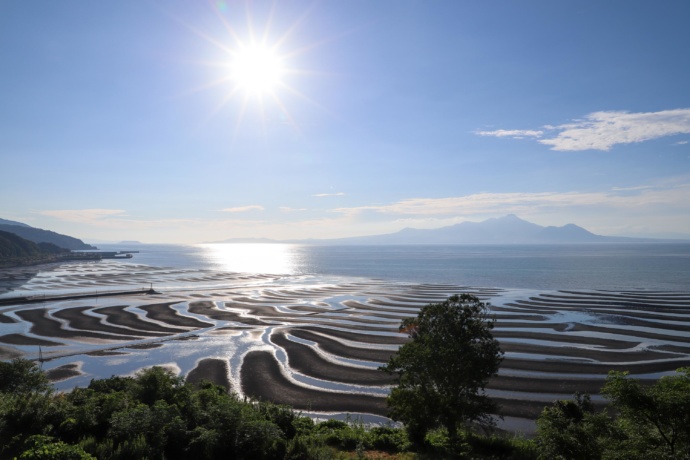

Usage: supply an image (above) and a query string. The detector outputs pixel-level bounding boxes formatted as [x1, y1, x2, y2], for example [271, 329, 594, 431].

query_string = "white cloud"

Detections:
[675, 140, 689, 145]
[220, 205, 264, 213]
[477, 109, 690, 151]
[475, 129, 543, 139]
[312, 192, 345, 197]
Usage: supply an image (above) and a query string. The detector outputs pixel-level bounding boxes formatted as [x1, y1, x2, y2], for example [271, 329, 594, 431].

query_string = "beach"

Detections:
[1, 259, 689, 433]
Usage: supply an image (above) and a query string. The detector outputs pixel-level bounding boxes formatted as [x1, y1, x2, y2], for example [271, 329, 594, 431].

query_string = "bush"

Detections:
[369, 426, 410, 452]
[18, 435, 95, 460]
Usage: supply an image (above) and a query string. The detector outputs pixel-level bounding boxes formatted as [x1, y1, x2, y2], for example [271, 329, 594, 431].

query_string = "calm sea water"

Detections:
[98, 243, 690, 291]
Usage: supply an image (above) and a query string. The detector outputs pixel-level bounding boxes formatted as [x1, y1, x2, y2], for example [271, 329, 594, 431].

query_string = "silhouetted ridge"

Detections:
[0, 222, 95, 250]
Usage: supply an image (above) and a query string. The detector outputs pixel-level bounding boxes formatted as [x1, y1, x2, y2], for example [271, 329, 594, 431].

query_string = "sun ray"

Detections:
[232, 95, 252, 140]
[278, 82, 338, 120]
[168, 1, 338, 140]
[194, 85, 244, 136]
[270, 3, 316, 52]
[158, 4, 237, 55]
[268, 92, 302, 135]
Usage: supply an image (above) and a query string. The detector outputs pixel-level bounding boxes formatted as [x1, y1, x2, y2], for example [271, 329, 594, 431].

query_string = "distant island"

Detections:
[211, 214, 681, 245]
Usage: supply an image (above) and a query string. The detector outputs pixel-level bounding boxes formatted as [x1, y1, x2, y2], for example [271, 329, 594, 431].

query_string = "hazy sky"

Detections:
[2, 1, 689, 243]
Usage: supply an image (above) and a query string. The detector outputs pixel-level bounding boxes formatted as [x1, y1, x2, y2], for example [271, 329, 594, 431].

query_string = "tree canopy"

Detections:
[380, 293, 504, 444]
[536, 367, 690, 460]
[0, 358, 51, 394]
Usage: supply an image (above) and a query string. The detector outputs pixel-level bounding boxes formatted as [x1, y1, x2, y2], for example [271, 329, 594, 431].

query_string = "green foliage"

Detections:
[0, 230, 42, 258]
[0, 230, 70, 266]
[536, 393, 613, 460]
[254, 400, 300, 439]
[536, 368, 690, 460]
[21, 357, 690, 459]
[0, 358, 51, 394]
[133, 366, 184, 406]
[380, 293, 504, 444]
[18, 435, 95, 460]
[0, 391, 68, 458]
[87, 375, 135, 394]
[368, 426, 411, 452]
[0, 359, 57, 457]
[111, 433, 151, 460]
[602, 368, 690, 459]
[467, 432, 538, 459]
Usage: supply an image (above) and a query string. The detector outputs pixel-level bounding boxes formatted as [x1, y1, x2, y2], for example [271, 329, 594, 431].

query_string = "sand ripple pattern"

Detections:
[1, 262, 689, 430]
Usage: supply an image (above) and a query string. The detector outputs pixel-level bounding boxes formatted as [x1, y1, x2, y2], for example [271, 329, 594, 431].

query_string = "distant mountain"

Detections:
[0, 230, 69, 260]
[0, 220, 96, 250]
[313, 215, 647, 245]
[0, 230, 43, 258]
[210, 215, 659, 245]
[206, 215, 685, 246]
[0, 218, 31, 228]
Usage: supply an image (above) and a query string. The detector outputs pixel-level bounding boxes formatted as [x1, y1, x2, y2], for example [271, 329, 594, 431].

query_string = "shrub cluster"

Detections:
[0, 359, 541, 459]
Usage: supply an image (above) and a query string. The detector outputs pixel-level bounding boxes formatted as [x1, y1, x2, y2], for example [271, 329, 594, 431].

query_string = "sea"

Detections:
[97, 242, 690, 291]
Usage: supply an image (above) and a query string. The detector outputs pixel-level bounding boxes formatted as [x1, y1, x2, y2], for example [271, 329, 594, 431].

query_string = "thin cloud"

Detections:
[610, 185, 654, 192]
[36, 209, 126, 223]
[331, 183, 690, 218]
[312, 192, 345, 197]
[477, 109, 690, 151]
[475, 129, 543, 139]
[220, 205, 264, 213]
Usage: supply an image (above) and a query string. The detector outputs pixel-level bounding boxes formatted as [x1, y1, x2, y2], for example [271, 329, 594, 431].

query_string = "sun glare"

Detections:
[231, 44, 284, 95]
[178, 3, 322, 134]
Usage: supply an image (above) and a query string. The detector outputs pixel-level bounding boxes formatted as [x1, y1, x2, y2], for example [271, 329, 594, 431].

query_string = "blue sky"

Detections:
[2, 1, 689, 243]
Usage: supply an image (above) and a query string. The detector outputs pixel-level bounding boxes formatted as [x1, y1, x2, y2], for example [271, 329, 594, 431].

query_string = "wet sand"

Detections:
[0, 333, 63, 347]
[2, 264, 689, 433]
[241, 350, 389, 415]
[186, 357, 232, 392]
[46, 363, 82, 382]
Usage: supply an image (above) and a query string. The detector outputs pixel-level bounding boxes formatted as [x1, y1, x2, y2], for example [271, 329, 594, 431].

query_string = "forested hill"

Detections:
[0, 223, 95, 250]
[0, 230, 68, 260]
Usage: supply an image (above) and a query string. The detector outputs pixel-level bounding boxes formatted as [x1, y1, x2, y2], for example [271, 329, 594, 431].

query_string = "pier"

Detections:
[0, 286, 158, 307]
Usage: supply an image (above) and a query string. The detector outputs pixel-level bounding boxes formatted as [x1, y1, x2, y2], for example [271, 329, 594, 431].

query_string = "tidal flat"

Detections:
[1, 260, 689, 434]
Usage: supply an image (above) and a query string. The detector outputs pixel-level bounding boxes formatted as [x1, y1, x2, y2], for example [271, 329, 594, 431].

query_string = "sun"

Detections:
[176, 2, 324, 134]
[230, 44, 285, 96]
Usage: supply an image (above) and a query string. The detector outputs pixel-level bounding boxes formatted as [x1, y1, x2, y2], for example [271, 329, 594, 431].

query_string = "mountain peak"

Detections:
[308, 215, 627, 245]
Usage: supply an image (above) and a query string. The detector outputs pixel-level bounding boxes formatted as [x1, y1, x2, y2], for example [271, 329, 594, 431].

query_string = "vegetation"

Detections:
[0, 230, 69, 267]
[1, 297, 688, 459]
[380, 294, 503, 447]
[0, 358, 537, 459]
[536, 368, 690, 460]
[0, 223, 95, 251]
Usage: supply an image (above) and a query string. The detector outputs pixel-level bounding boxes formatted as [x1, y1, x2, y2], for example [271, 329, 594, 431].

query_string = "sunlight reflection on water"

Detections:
[198, 243, 300, 274]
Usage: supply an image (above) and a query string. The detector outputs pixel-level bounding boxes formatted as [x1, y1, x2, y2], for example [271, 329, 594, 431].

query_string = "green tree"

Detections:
[602, 368, 690, 459]
[133, 366, 184, 406]
[18, 435, 95, 460]
[380, 293, 503, 445]
[536, 393, 614, 460]
[0, 358, 51, 394]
